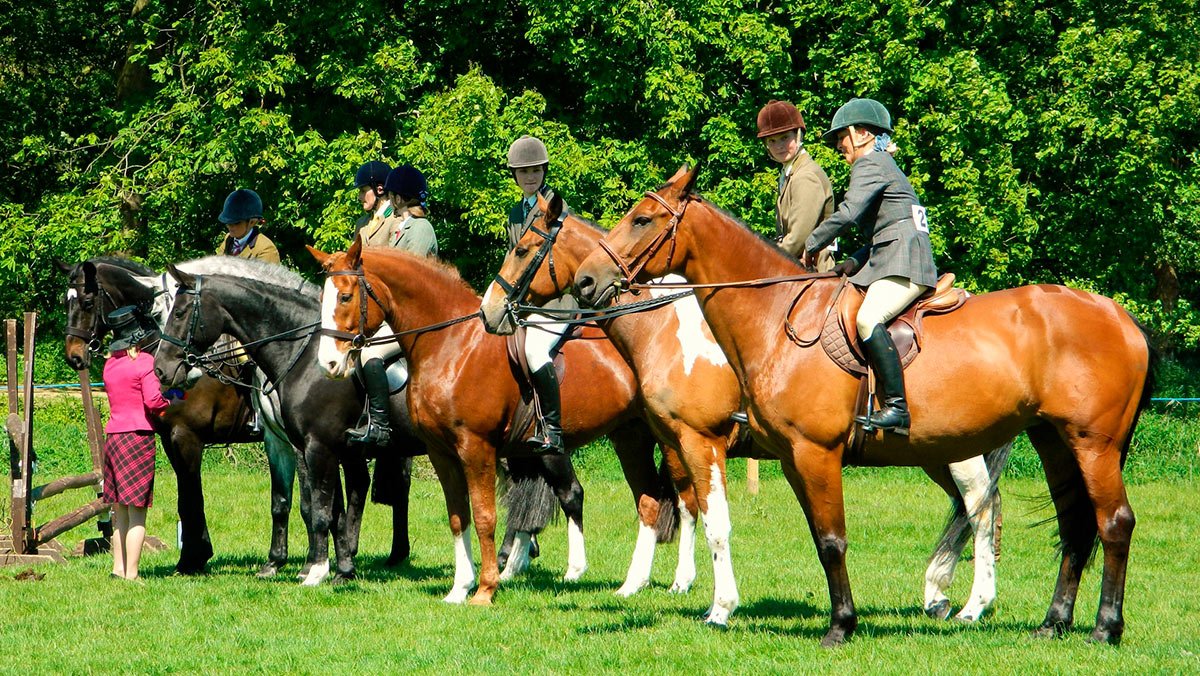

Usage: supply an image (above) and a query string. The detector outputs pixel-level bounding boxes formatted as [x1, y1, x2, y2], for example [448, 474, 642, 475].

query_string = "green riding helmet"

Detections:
[822, 98, 893, 144]
[507, 135, 549, 169]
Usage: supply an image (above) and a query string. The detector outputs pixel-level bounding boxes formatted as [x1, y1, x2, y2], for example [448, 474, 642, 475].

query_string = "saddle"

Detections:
[819, 273, 968, 377]
[504, 325, 573, 450]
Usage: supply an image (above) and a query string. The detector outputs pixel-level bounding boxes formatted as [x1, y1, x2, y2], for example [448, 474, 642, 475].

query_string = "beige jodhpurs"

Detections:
[856, 276, 930, 339]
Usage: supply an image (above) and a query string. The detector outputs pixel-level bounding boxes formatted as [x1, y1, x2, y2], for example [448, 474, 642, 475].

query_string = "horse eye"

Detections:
[515, 247, 529, 258]
[633, 215, 651, 227]
[340, 293, 352, 303]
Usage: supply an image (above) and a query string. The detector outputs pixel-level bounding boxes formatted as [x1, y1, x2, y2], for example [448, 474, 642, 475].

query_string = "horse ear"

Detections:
[675, 162, 700, 197]
[53, 259, 73, 274]
[306, 245, 330, 267]
[167, 263, 195, 289]
[346, 234, 364, 268]
[82, 262, 98, 294]
[544, 193, 564, 224]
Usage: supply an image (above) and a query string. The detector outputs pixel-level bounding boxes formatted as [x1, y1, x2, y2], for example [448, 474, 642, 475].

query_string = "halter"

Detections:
[490, 216, 564, 326]
[595, 190, 688, 293]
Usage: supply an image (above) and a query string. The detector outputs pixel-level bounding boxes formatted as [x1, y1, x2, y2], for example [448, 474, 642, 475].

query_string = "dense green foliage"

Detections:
[1, 0, 1197, 350]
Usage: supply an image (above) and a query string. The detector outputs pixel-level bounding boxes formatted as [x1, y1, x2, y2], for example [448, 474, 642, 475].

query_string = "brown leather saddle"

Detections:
[818, 273, 968, 377]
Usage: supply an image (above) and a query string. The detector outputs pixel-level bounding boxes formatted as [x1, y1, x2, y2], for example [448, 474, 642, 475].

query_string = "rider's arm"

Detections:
[804, 155, 888, 256]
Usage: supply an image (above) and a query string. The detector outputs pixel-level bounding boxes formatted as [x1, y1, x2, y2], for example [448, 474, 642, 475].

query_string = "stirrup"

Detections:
[855, 408, 910, 436]
[347, 420, 391, 446]
[526, 424, 564, 454]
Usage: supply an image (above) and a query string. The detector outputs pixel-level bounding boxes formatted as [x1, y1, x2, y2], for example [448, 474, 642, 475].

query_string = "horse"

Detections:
[59, 257, 306, 575]
[151, 256, 426, 584]
[574, 165, 1154, 646]
[309, 238, 681, 605]
[479, 193, 1008, 625]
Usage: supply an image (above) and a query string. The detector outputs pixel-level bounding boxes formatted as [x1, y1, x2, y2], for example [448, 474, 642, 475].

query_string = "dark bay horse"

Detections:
[60, 257, 300, 575]
[310, 239, 674, 605]
[480, 193, 1006, 624]
[151, 257, 425, 584]
[575, 165, 1153, 646]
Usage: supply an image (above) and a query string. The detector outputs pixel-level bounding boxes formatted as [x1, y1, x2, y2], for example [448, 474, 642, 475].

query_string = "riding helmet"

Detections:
[756, 100, 806, 138]
[384, 165, 429, 203]
[507, 135, 550, 169]
[823, 98, 893, 144]
[218, 188, 264, 224]
[355, 161, 392, 189]
[107, 305, 150, 352]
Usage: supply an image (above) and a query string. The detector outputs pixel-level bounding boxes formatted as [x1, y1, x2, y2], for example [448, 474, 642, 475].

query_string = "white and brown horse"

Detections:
[481, 193, 1005, 625]
[575, 165, 1153, 646]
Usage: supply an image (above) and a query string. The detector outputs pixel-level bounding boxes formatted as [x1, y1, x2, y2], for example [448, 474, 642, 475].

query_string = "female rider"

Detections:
[802, 98, 938, 435]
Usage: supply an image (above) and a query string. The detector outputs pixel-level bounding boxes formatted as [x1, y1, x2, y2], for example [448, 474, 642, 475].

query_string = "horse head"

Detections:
[576, 164, 700, 307]
[480, 192, 571, 335]
[60, 260, 103, 370]
[307, 235, 394, 378]
[155, 264, 226, 389]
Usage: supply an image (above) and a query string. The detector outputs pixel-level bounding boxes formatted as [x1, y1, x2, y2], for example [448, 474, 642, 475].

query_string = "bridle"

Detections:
[65, 279, 137, 354]
[490, 215, 565, 326]
[320, 264, 389, 349]
[595, 190, 690, 293]
[159, 274, 318, 394]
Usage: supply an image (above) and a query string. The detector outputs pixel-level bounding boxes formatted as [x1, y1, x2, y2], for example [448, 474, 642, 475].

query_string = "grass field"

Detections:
[2, 451, 1199, 673]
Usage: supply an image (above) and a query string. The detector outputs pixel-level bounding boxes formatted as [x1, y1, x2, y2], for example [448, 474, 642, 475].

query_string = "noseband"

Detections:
[595, 190, 688, 293]
[159, 275, 206, 366]
[491, 216, 565, 323]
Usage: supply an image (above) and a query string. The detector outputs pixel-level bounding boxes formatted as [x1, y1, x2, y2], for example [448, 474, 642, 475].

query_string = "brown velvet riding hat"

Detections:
[756, 100, 806, 138]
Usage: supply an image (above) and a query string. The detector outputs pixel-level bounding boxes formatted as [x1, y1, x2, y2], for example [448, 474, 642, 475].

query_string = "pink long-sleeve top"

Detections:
[103, 350, 170, 433]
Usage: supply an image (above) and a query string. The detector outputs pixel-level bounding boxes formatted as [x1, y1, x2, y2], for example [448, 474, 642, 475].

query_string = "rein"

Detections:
[490, 216, 564, 329]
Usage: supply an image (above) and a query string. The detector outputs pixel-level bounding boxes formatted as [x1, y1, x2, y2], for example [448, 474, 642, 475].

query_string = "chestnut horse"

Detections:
[480, 193, 1007, 625]
[575, 166, 1153, 646]
[310, 239, 674, 605]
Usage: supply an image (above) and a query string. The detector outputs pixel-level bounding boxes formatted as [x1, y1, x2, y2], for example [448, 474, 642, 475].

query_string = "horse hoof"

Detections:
[615, 580, 648, 598]
[255, 562, 281, 579]
[1088, 626, 1122, 646]
[668, 580, 693, 594]
[925, 599, 952, 620]
[1032, 621, 1071, 639]
[468, 594, 494, 606]
[385, 550, 409, 568]
[819, 629, 849, 648]
[331, 572, 356, 586]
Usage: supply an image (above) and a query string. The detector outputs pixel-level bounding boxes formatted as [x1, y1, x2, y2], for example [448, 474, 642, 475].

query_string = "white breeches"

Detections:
[857, 276, 929, 338]
[523, 313, 569, 371]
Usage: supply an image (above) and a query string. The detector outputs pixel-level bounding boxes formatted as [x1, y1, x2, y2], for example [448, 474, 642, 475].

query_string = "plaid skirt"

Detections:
[103, 431, 157, 508]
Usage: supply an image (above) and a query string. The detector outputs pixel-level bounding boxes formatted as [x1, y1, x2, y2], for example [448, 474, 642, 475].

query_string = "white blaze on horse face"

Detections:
[318, 278, 351, 377]
[480, 279, 502, 314]
[66, 288, 77, 302]
[649, 275, 727, 376]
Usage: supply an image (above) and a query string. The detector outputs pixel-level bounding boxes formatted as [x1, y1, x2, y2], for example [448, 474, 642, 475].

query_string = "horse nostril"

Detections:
[155, 367, 165, 380]
[577, 275, 594, 298]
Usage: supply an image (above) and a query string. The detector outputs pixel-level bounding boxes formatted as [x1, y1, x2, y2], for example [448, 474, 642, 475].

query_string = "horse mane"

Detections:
[692, 195, 808, 270]
[361, 249, 480, 300]
[89, 255, 156, 276]
[567, 212, 607, 235]
[182, 256, 321, 299]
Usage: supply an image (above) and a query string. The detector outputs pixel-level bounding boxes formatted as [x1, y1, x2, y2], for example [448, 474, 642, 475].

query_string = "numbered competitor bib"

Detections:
[911, 205, 929, 233]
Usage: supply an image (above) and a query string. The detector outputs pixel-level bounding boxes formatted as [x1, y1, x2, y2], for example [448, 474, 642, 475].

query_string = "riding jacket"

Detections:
[804, 150, 937, 288]
[103, 350, 170, 433]
[776, 150, 835, 272]
[219, 228, 280, 263]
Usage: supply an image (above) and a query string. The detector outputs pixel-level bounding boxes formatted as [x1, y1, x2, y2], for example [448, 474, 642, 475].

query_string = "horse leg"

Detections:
[919, 455, 998, 622]
[609, 422, 665, 596]
[258, 426, 296, 578]
[293, 438, 317, 580]
[332, 454, 370, 582]
[1068, 425, 1136, 644]
[531, 453, 587, 581]
[299, 444, 339, 586]
[498, 457, 558, 580]
[779, 446, 856, 647]
[386, 456, 413, 566]
[1027, 423, 1095, 638]
[426, 450, 476, 603]
[163, 426, 213, 575]
[684, 434, 739, 627]
[664, 447, 698, 595]
[459, 444, 500, 605]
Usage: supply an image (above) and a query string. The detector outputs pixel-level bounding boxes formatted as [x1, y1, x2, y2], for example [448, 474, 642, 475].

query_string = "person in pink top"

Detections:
[102, 306, 169, 581]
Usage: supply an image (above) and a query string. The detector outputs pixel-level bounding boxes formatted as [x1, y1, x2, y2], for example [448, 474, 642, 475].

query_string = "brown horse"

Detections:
[575, 165, 1153, 646]
[310, 238, 675, 605]
[480, 193, 1008, 625]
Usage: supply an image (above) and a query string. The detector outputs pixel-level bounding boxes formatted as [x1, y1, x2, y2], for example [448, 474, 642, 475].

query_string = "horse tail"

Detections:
[1121, 311, 1159, 468]
[653, 453, 680, 544]
[502, 457, 559, 534]
[928, 441, 1012, 568]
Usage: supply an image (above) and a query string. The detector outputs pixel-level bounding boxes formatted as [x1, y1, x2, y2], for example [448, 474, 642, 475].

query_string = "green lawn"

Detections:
[2, 457, 1198, 673]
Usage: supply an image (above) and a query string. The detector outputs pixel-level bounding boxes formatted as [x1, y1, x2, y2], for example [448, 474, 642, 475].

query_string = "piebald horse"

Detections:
[480, 193, 1006, 624]
[310, 239, 679, 604]
[575, 165, 1153, 646]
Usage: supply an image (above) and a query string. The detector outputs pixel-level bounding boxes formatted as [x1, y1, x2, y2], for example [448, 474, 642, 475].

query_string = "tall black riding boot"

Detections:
[347, 357, 392, 446]
[856, 324, 910, 435]
[528, 363, 565, 454]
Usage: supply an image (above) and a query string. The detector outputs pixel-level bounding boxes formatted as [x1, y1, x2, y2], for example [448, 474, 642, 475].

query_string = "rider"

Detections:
[346, 164, 438, 447]
[353, 160, 392, 235]
[506, 135, 572, 454]
[756, 100, 836, 271]
[801, 98, 938, 435]
[217, 188, 280, 263]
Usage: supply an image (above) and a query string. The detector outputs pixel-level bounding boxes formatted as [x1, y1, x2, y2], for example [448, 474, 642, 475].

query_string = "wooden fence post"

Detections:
[746, 458, 759, 495]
